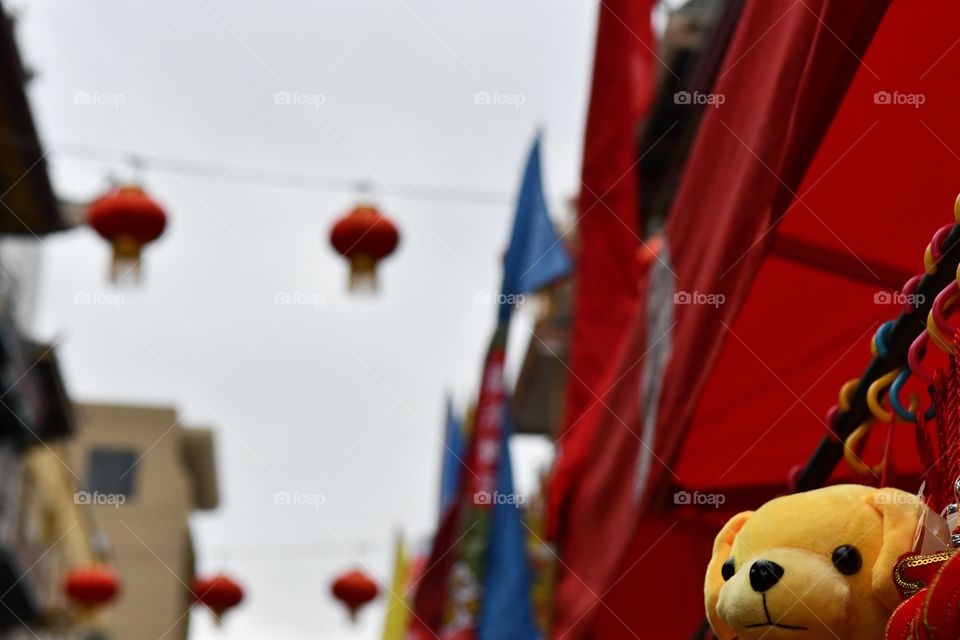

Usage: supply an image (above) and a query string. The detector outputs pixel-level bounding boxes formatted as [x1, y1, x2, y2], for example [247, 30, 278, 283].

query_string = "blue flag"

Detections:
[477, 403, 541, 640]
[439, 395, 465, 518]
[498, 134, 574, 324]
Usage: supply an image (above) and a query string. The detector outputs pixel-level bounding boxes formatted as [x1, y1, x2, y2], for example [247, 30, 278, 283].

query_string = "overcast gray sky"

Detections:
[9, 0, 608, 637]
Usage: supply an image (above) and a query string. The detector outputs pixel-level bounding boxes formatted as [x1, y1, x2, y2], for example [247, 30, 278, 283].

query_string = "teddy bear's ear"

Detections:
[705, 511, 752, 638]
[869, 489, 922, 610]
[711, 511, 752, 561]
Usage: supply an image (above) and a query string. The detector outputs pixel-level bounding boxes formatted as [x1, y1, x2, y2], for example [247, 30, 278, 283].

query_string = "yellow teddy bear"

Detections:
[704, 485, 924, 639]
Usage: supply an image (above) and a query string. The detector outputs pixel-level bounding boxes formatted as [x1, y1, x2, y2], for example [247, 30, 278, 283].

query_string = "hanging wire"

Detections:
[38, 138, 514, 206]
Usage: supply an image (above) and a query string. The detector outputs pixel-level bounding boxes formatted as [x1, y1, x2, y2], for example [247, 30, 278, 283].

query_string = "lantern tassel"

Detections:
[75, 605, 93, 625]
[347, 255, 379, 294]
[110, 236, 144, 285]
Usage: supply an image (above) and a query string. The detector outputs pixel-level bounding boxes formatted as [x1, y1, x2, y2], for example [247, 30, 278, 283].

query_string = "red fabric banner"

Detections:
[412, 329, 508, 638]
[546, 0, 656, 537]
[648, 0, 894, 500]
[439, 330, 507, 640]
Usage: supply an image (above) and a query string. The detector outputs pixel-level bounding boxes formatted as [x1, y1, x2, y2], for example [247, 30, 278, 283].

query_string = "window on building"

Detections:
[86, 448, 138, 498]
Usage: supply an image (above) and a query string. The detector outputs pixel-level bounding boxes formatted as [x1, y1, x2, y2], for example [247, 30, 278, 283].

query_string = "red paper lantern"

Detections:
[63, 565, 121, 609]
[329, 203, 399, 293]
[331, 569, 379, 621]
[87, 185, 167, 283]
[190, 574, 244, 620]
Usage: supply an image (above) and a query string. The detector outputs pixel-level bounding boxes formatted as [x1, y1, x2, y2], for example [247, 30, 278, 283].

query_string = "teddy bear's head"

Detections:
[704, 485, 923, 640]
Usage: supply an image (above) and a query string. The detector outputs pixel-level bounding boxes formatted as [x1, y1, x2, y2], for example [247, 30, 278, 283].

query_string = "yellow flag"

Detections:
[381, 533, 411, 640]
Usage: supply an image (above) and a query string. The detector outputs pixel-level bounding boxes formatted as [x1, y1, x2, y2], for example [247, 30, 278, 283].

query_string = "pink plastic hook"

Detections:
[900, 274, 923, 312]
[824, 404, 841, 442]
[908, 332, 933, 382]
[931, 280, 960, 338]
[931, 224, 955, 263]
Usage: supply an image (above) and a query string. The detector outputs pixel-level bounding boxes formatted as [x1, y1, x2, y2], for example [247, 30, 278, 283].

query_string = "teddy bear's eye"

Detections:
[832, 545, 862, 575]
[721, 558, 736, 581]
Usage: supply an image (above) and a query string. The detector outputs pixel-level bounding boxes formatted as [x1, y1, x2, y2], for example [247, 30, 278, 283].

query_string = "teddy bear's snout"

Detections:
[716, 547, 852, 638]
[748, 559, 784, 592]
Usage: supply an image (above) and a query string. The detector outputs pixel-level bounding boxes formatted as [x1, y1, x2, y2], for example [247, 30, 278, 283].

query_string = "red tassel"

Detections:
[931, 329, 960, 509]
[881, 420, 895, 487]
[915, 412, 943, 507]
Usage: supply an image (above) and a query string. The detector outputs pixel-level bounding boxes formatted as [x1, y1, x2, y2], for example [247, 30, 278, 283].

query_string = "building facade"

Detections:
[71, 404, 218, 640]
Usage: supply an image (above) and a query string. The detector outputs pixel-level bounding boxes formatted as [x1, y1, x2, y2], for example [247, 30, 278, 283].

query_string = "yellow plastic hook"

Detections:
[838, 378, 859, 412]
[843, 419, 883, 478]
[866, 368, 901, 423]
[924, 242, 938, 275]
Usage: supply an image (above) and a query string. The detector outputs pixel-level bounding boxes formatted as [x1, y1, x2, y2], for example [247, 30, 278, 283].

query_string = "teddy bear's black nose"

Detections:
[749, 560, 784, 592]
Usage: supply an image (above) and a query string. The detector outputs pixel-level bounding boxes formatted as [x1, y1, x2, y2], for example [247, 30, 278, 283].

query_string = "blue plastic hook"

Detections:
[890, 367, 936, 422]
[872, 320, 896, 358]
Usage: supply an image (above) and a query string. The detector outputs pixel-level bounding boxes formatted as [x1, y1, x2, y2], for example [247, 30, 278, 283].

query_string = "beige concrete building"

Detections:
[71, 403, 219, 640]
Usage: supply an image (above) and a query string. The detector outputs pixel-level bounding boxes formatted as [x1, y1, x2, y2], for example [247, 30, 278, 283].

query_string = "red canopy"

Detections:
[551, 0, 960, 637]
[670, 0, 959, 497]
